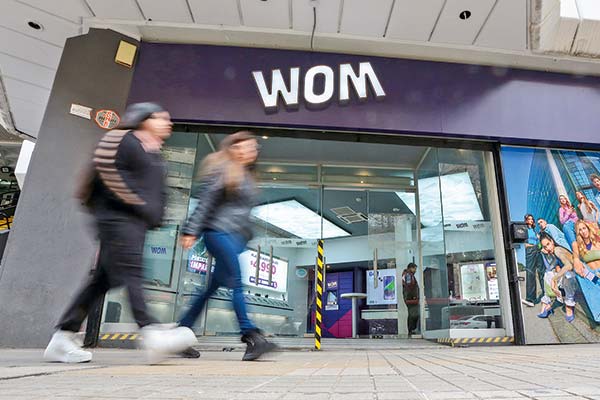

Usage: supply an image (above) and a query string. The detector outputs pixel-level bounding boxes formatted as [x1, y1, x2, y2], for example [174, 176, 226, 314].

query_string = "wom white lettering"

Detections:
[252, 62, 385, 111]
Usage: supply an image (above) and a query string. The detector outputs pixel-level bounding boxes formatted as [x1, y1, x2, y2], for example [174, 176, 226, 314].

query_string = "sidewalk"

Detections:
[2, 344, 600, 399]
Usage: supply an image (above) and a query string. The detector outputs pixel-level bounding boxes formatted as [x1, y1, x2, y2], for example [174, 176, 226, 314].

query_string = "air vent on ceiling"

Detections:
[337, 213, 368, 224]
[331, 206, 356, 216]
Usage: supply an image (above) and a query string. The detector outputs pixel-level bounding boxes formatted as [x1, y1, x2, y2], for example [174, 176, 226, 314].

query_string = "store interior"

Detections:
[101, 129, 510, 340]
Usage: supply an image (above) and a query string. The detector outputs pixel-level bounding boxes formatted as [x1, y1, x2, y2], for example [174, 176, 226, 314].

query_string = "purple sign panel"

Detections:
[129, 42, 600, 146]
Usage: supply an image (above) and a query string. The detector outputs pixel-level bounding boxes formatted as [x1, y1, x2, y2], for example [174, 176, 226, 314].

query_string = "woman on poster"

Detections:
[572, 220, 600, 282]
[558, 195, 578, 250]
[576, 191, 599, 227]
[537, 233, 578, 323]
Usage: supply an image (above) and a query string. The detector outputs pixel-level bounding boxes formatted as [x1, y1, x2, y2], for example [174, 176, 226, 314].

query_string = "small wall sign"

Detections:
[94, 109, 120, 130]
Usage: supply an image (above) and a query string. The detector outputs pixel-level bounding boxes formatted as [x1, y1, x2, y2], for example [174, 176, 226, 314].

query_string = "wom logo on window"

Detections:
[252, 62, 385, 112]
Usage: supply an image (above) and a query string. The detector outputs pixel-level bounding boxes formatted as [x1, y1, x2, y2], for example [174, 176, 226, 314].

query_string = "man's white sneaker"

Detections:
[43, 330, 92, 363]
[141, 325, 198, 364]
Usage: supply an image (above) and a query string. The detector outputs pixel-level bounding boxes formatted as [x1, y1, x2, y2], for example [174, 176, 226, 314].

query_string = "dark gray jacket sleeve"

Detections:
[181, 171, 224, 236]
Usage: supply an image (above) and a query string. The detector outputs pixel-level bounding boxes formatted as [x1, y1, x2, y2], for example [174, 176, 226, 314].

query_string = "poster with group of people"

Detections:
[502, 147, 600, 344]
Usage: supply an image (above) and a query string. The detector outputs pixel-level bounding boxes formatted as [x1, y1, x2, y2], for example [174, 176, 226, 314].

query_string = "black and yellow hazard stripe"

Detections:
[437, 336, 514, 347]
[100, 333, 140, 341]
[315, 239, 324, 350]
[98, 332, 140, 349]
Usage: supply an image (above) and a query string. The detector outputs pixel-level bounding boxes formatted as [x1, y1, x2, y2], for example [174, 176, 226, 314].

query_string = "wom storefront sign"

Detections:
[252, 62, 386, 111]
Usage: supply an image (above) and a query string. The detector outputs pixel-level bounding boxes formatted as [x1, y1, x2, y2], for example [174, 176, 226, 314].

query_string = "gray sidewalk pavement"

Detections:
[1, 344, 600, 400]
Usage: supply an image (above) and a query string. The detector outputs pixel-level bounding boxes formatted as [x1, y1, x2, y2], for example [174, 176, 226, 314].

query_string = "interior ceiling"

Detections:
[2, 0, 600, 140]
[211, 134, 428, 168]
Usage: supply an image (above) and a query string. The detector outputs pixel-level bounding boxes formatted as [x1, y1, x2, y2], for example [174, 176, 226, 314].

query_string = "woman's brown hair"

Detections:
[198, 130, 257, 192]
[576, 219, 600, 256]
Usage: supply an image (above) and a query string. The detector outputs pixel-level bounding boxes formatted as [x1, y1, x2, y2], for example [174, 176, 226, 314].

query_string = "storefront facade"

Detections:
[108, 41, 600, 346]
[3, 29, 600, 347]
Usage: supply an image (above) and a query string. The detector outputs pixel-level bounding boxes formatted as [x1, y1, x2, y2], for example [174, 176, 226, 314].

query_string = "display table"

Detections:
[340, 292, 367, 338]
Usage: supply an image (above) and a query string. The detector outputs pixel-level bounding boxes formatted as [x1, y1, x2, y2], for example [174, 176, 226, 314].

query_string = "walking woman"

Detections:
[178, 131, 276, 361]
[558, 194, 578, 250]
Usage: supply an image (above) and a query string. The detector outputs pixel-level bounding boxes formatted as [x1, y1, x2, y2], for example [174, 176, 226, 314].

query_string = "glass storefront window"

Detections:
[99, 130, 511, 341]
[417, 148, 508, 338]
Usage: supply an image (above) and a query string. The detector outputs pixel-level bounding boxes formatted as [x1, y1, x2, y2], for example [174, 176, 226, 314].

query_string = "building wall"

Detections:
[0, 29, 138, 347]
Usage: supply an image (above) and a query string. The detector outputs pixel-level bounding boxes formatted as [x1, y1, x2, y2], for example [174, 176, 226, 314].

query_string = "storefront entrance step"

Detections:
[97, 334, 444, 350]
[437, 336, 515, 347]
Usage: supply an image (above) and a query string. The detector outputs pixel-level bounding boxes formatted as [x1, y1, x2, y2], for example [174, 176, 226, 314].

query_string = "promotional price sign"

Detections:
[239, 250, 288, 293]
[187, 243, 288, 293]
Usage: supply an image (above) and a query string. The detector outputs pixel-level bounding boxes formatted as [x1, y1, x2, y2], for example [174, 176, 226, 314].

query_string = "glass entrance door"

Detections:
[320, 184, 418, 339]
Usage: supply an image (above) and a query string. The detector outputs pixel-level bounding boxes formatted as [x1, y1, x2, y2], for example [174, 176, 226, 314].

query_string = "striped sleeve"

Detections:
[93, 130, 146, 206]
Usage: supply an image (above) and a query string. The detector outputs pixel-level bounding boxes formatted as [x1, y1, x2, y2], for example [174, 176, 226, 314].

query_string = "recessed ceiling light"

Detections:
[251, 199, 350, 239]
[459, 10, 471, 20]
[27, 21, 43, 30]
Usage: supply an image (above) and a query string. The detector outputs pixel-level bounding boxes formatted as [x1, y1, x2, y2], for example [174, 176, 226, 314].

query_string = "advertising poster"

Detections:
[187, 244, 289, 293]
[486, 262, 500, 300]
[460, 263, 487, 301]
[366, 269, 397, 305]
[502, 146, 600, 344]
[239, 249, 288, 293]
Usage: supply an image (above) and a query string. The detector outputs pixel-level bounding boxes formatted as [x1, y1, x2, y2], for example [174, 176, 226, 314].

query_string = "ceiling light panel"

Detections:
[430, 0, 495, 45]
[86, 0, 144, 20]
[137, 0, 193, 23]
[386, 0, 445, 41]
[18, 0, 93, 24]
[240, 0, 290, 29]
[292, 0, 341, 33]
[340, 0, 394, 37]
[475, 0, 526, 51]
[0, 1, 80, 46]
[396, 172, 483, 227]
[187, 0, 241, 25]
[252, 200, 350, 239]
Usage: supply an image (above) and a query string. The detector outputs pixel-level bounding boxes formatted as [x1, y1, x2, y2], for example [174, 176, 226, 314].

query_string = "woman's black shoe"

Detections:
[179, 347, 201, 358]
[241, 330, 277, 361]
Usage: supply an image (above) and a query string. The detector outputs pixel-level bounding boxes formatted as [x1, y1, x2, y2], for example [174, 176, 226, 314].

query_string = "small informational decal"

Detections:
[94, 109, 120, 130]
[69, 104, 92, 120]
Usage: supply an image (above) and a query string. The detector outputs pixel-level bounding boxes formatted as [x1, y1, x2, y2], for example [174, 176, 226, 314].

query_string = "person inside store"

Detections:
[537, 218, 570, 249]
[402, 262, 420, 336]
[572, 220, 600, 284]
[44, 103, 197, 363]
[522, 214, 543, 307]
[177, 130, 277, 361]
[576, 191, 599, 228]
[558, 194, 578, 251]
[537, 233, 578, 323]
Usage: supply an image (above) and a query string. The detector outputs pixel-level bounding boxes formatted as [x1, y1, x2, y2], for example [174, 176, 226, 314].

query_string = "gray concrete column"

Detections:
[0, 29, 139, 347]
